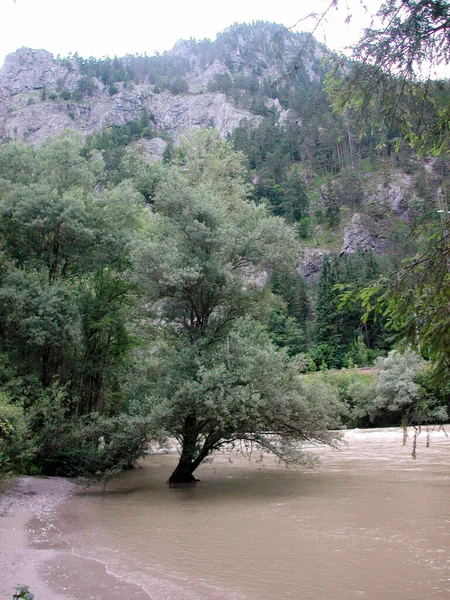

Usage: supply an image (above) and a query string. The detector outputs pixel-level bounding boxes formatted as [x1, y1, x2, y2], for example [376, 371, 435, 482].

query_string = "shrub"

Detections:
[25, 385, 154, 478]
[13, 585, 34, 600]
[350, 350, 448, 426]
[307, 343, 339, 370]
[0, 393, 29, 475]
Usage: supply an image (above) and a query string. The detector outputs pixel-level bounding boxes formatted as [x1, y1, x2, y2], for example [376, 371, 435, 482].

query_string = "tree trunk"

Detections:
[42, 341, 52, 387]
[168, 459, 199, 484]
[168, 415, 203, 484]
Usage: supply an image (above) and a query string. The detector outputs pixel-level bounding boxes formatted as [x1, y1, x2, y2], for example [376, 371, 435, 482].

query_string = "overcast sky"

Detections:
[1, 0, 379, 67]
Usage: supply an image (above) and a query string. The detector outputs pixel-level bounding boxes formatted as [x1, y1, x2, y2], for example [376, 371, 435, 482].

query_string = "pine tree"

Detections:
[315, 255, 342, 357]
[323, 183, 341, 229]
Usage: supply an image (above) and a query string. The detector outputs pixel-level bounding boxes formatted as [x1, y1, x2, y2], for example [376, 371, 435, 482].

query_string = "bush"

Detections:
[307, 343, 339, 370]
[302, 369, 374, 427]
[343, 334, 371, 368]
[25, 385, 154, 477]
[0, 384, 156, 479]
[350, 350, 448, 427]
[0, 393, 29, 475]
[13, 585, 34, 600]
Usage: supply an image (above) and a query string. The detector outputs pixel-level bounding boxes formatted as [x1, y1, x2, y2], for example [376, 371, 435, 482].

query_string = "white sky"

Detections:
[0, 0, 380, 67]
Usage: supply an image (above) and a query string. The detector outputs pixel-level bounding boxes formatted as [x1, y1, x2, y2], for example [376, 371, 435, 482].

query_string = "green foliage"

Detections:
[84, 110, 155, 177]
[315, 255, 341, 353]
[22, 384, 152, 478]
[322, 183, 341, 229]
[12, 585, 34, 600]
[337, 167, 364, 211]
[139, 318, 345, 481]
[326, 1, 450, 155]
[267, 307, 308, 356]
[0, 393, 28, 474]
[132, 136, 343, 481]
[350, 350, 448, 427]
[0, 132, 145, 420]
[314, 249, 393, 369]
[343, 334, 370, 368]
[72, 76, 97, 101]
[176, 129, 252, 200]
[345, 224, 450, 378]
[268, 269, 311, 354]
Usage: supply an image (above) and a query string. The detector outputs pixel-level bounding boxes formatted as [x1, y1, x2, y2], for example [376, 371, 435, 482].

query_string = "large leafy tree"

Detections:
[0, 132, 144, 413]
[0, 133, 160, 478]
[134, 134, 344, 483]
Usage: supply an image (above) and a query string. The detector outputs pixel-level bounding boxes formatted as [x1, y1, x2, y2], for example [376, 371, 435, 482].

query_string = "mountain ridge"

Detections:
[0, 22, 326, 147]
[0, 21, 445, 270]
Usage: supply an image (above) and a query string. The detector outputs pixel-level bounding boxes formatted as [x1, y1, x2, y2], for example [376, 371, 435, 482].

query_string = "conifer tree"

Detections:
[314, 255, 342, 366]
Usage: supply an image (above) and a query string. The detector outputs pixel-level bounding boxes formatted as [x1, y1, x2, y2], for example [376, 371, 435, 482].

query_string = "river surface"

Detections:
[47, 427, 450, 600]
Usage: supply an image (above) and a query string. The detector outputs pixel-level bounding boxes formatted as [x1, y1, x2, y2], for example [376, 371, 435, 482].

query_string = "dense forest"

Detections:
[1, 12, 449, 483]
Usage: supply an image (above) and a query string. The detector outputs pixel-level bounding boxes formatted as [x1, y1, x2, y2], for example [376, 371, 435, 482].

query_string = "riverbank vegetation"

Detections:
[0, 130, 347, 482]
[0, 128, 447, 482]
[2, 4, 450, 481]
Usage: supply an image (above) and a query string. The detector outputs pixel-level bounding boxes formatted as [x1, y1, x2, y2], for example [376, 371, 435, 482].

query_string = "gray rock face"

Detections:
[188, 59, 231, 93]
[135, 137, 168, 162]
[341, 213, 388, 255]
[147, 91, 255, 140]
[0, 47, 79, 96]
[0, 48, 258, 146]
[367, 173, 412, 218]
[298, 248, 328, 280]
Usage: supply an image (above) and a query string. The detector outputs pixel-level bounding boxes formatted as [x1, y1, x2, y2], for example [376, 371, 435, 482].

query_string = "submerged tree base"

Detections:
[168, 471, 200, 484]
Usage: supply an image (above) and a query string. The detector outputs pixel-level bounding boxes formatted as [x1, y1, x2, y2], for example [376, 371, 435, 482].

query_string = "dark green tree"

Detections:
[323, 183, 341, 229]
[315, 254, 342, 367]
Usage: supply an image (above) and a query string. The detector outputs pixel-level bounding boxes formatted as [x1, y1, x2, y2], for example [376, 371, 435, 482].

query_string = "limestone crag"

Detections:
[0, 48, 258, 147]
[298, 248, 328, 280]
[367, 173, 413, 218]
[0, 48, 80, 96]
[135, 137, 168, 163]
[341, 213, 388, 255]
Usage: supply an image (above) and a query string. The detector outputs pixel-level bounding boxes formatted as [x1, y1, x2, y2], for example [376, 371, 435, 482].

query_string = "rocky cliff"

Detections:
[0, 47, 257, 146]
[0, 22, 326, 148]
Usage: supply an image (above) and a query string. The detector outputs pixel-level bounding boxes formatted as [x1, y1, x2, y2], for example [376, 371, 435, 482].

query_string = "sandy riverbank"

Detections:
[0, 476, 153, 600]
[0, 476, 78, 600]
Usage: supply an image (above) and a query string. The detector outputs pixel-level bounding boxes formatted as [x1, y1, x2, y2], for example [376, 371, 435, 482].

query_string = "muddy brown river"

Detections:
[40, 427, 450, 600]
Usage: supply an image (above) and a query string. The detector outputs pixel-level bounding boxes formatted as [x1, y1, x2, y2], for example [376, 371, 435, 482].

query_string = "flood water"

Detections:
[49, 427, 450, 600]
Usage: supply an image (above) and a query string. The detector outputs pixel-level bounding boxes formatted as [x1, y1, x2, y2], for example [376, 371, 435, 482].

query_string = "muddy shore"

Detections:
[0, 476, 153, 600]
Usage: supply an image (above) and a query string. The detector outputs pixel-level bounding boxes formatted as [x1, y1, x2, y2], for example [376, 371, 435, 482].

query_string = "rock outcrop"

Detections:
[298, 247, 328, 280]
[0, 23, 327, 149]
[0, 48, 258, 147]
[341, 213, 388, 255]
[367, 173, 412, 218]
